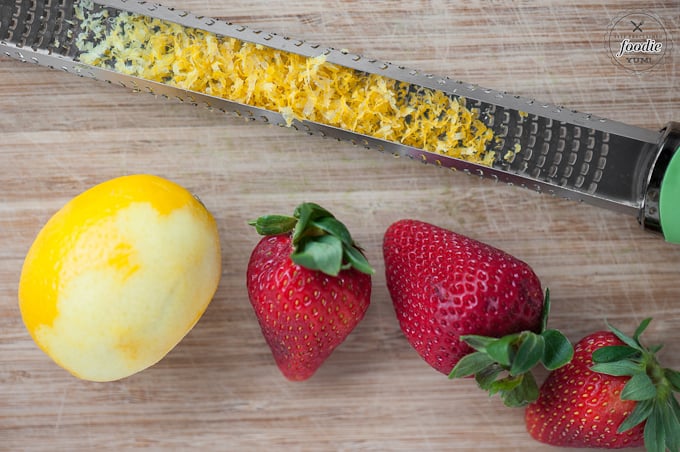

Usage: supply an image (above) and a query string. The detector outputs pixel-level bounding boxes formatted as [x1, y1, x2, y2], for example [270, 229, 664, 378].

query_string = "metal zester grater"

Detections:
[2, 0, 679, 242]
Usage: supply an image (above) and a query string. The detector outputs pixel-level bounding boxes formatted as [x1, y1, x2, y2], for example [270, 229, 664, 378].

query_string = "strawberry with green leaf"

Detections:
[526, 318, 680, 451]
[383, 219, 546, 376]
[246, 202, 373, 381]
[449, 290, 574, 407]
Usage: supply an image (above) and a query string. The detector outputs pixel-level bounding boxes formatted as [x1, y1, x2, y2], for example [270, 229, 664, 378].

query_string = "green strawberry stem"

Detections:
[249, 202, 374, 276]
[591, 318, 680, 452]
[449, 289, 574, 407]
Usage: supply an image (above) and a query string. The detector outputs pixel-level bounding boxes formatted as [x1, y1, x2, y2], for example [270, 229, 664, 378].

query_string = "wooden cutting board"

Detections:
[1, 0, 678, 450]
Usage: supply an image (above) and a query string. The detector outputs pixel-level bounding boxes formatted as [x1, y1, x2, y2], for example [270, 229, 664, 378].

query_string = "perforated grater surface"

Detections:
[2, 0, 679, 241]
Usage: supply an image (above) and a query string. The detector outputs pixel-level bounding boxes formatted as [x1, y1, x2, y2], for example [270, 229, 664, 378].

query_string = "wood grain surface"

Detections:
[1, 0, 679, 450]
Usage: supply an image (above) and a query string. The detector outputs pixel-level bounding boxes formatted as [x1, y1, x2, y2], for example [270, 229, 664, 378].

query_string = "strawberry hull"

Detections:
[383, 219, 544, 375]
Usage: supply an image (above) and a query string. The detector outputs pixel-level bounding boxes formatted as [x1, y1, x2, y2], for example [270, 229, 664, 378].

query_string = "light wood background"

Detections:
[1, 0, 679, 450]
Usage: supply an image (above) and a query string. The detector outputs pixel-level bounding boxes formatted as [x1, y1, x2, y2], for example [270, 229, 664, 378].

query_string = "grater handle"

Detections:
[644, 122, 680, 243]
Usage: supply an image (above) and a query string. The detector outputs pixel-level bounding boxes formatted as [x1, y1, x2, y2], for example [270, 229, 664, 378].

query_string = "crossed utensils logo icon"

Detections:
[630, 20, 643, 33]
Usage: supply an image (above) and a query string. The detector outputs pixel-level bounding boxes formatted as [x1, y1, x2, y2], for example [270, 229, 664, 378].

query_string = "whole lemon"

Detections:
[18, 174, 222, 382]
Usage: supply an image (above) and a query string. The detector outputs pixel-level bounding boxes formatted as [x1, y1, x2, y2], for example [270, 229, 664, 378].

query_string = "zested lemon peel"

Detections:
[18, 174, 222, 382]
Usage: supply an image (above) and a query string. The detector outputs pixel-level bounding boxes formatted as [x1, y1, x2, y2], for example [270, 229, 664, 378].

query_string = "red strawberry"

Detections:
[526, 331, 642, 448]
[383, 219, 545, 376]
[246, 202, 373, 381]
[526, 319, 680, 451]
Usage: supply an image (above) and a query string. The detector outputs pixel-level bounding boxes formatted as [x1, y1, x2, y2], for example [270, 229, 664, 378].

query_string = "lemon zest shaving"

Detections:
[75, 7, 496, 166]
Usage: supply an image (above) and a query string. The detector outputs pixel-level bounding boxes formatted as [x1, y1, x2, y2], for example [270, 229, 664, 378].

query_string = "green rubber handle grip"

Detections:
[660, 149, 680, 243]
[658, 123, 680, 243]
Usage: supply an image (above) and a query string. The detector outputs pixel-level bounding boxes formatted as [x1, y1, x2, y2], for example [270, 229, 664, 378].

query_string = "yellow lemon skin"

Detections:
[18, 174, 221, 382]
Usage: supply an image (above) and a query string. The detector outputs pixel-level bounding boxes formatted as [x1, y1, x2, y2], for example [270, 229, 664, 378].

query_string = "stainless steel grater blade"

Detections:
[2, 0, 679, 241]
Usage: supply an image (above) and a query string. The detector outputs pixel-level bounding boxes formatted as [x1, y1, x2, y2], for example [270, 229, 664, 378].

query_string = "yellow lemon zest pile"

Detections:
[75, 7, 496, 166]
